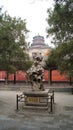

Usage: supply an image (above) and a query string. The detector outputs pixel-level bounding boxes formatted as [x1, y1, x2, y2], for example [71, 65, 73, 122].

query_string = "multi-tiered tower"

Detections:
[29, 34, 50, 59]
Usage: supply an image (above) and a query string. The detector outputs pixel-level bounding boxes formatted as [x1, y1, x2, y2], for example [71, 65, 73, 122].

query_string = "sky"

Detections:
[0, 0, 54, 47]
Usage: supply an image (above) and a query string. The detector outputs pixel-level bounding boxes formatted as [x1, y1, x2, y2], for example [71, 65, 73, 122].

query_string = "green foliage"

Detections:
[55, 41, 73, 77]
[47, 0, 73, 44]
[0, 8, 31, 76]
[46, 41, 73, 77]
[46, 48, 57, 70]
[46, 0, 73, 78]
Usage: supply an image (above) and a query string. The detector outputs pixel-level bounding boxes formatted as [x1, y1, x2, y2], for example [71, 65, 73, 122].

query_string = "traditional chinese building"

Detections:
[0, 34, 70, 84]
[28, 34, 50, 59]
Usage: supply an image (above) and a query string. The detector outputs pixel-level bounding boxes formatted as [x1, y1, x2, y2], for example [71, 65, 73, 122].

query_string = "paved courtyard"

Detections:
[0, 85, 73, 130]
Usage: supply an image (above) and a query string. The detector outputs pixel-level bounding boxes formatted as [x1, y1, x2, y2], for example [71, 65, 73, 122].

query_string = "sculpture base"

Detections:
[23, 89, 49, 108]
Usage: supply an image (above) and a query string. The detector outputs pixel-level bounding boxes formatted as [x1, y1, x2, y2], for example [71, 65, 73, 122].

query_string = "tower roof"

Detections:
[30, 35, 49, 49]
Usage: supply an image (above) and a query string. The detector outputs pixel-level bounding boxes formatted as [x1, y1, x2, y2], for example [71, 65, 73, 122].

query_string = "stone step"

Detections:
[23, 105, 48, 110]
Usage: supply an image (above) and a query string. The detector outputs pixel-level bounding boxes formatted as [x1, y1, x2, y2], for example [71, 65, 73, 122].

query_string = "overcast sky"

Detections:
[0, 0, 54, 46]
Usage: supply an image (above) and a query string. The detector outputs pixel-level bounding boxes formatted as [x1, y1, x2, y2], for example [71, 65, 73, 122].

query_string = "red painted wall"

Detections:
[52, 70, 69, 81]
[0, 70, 69, 81]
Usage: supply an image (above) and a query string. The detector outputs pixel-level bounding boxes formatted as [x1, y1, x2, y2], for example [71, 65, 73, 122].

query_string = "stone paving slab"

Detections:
[0, 90, 73, 129]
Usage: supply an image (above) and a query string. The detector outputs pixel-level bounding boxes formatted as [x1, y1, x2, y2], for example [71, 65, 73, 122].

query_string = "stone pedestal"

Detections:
[23, 89, 49, 109]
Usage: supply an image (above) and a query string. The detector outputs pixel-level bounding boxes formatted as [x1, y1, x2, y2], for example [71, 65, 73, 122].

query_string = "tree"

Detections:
[55, 42, 73, 77]
[46, 0, 73, 83]
[46, 49, 57, 70]
[0, 8, 31, 83]
[46, 41, 73, 85]
[47, 0, 73, 45]
[45, 48, 58, 85]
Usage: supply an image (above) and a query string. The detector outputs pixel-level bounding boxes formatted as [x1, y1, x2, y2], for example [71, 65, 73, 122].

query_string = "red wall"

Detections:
[52, 70, 69, 81]
[0, 70, 69, 81]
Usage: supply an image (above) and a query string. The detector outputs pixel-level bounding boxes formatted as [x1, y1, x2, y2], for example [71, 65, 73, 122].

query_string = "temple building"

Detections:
[0, 34, 69, 83]
[28, 34, 51, 59]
